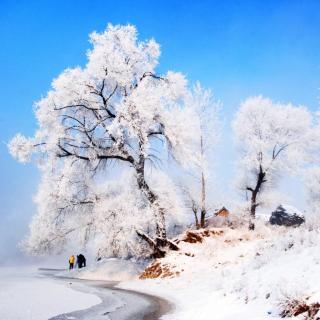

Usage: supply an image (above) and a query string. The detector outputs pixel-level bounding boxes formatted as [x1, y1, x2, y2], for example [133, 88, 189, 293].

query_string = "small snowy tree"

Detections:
[181, 83, 220, 228]
[232, 96, 312, 229]
[10, 24, 200, 258]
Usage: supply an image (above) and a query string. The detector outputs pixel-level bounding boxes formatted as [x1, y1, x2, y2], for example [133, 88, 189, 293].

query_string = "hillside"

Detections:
[75, 222, 320, 319]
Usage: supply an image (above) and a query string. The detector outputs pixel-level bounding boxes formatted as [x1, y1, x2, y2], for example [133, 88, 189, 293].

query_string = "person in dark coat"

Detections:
[77, 254, 86, 268]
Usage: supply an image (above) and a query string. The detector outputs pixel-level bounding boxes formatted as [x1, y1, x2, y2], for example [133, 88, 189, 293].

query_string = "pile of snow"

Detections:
[0, 266, 101, 320]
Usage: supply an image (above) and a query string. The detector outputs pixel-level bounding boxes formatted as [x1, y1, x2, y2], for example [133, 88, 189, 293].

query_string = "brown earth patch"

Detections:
[176, 228, 224, 244]
[279, 298, 320, 319]
[139, 261, 180, 279]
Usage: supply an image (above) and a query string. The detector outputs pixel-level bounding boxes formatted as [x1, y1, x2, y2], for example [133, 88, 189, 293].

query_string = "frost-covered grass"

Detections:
[73, 223, 320, 319]
[0, 266, 101, 320]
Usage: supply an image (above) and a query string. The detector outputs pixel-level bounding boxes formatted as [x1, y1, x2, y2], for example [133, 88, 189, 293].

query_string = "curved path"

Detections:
[38, 268, 172, 320]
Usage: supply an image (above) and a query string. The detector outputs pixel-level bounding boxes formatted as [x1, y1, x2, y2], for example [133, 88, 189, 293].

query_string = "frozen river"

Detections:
[42, 268, 171, 320]
[0, 267, 171, 320]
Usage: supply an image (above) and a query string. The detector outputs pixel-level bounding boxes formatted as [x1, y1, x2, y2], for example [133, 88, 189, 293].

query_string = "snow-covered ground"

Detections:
[125, 225, 320, 320]
[4, 223, 319, 319]
[0, 266, 101, 320]
[68, 223, 320, 320]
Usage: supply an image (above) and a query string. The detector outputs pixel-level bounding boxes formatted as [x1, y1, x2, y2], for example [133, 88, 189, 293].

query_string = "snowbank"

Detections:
[119, 225, 320, 319]
[0, 266, 101, 320]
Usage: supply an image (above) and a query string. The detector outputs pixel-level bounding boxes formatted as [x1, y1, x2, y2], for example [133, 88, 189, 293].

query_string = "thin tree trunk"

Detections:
[200, 135, 207, 228]
[200, 171, 206, 228]
[249, 191, 257, 230]
[192, 201, 200, 229]
[247, 165, 266, 230]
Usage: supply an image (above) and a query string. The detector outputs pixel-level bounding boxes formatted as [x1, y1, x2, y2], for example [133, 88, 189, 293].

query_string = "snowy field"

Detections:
[0, 267, 101, 320]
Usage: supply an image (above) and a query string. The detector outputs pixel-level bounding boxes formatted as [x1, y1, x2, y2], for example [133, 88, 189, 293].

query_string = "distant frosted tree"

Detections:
[181, 83, 220, 228]
[303, 114, 320, 219]
[9, 24, 200, 258]
[232, 96, 312, 229]
[304, 167, 320, 217]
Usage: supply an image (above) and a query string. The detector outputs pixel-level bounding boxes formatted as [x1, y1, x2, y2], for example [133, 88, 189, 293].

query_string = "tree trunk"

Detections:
[193, 207, 200, 229]
[134, 154, 179, 255]
[247, 165, 266, 230]
[135, 157, 166, 239]
[136, 230, 166, 258]
[200, 171, 206, 228]
[249, 191, 257, 230]
[191, 198, 200, 229]
[199, 135, 207, 228]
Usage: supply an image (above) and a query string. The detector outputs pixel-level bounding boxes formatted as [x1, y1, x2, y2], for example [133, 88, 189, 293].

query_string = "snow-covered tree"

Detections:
[181, 83, 220, 228]
[303, 114, 320, 219]
[304, 167, 320, 217]
[232, 96, 312, 229]
[9, 24, 200, 258]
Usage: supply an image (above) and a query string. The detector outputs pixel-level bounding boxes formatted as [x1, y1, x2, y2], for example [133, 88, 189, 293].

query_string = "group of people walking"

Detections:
[68, 254, 86, 270]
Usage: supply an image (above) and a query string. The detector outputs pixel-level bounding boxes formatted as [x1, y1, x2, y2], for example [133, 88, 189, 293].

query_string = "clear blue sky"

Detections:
[0, 0, 319, 261]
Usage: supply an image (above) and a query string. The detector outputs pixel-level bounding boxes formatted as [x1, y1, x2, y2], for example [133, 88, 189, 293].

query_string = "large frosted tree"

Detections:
[232, 96, 312, 230]
[9, 24, 199, 258]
